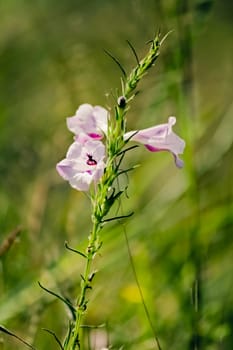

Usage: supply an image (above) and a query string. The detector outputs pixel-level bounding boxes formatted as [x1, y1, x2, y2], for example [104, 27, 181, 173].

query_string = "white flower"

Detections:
[56, 139, 105, 191]
[67, 104, 108, 140]
[124, 116, 185, 168]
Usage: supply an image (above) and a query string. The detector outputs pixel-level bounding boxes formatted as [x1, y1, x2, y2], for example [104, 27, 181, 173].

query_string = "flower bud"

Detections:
[117, 96, 127, 108]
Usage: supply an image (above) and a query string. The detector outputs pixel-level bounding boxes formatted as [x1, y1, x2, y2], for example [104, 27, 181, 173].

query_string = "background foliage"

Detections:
[0, 0, 232, 349]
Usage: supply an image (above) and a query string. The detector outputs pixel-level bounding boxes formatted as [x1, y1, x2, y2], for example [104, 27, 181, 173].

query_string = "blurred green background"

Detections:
[0, 0, 232, 349]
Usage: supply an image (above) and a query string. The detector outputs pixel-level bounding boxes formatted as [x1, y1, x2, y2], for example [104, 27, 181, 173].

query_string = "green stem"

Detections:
[64, 219, 101, 350]
[63, 32, 164, 350]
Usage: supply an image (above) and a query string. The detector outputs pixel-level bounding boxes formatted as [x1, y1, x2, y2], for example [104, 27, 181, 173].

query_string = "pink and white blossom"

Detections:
[124, 116, 185, 168]
[67, 104, 108, 140]
[56, 139, 105, 191]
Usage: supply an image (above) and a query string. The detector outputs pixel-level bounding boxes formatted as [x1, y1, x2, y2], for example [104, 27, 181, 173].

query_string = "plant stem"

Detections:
[64, 220, 101, 350]
[63, 32, 164, 350]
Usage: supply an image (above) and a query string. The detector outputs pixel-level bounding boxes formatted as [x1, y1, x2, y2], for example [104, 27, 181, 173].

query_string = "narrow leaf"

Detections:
[65, 241, 87, 258]
[80, 323, 106, 329]
[104, 49, 127, 78]
[38, 282, 76, 319]
[42, 328, 64, 350]
[126, 40, 140, 65]
[101, 212, 134, 223]
[160, 30, 173, 46]
[0, 325, 36, 350]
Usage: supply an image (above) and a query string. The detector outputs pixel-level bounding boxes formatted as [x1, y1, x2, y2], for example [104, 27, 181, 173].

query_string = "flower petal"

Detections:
[93, 106, 108, 134]
[125, 117, 185, 167]
[56, 159, 77, 180]
[69, 172, 93, 191]
[66, 104, 108, 139]
[56, 139, 106, 191]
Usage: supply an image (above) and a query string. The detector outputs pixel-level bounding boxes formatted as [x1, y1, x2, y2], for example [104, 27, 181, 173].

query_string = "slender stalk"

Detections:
[63, 32, 164, 350]
[65, 220, 101, 350]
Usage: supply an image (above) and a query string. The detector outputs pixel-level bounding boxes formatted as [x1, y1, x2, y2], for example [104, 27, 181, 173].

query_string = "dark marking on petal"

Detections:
[86, 154, 97, 166]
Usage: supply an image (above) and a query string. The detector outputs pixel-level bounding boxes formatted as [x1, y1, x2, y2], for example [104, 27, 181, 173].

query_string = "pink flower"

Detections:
[124, 116, 185, 168]
[56, 139, 105, 191]
[67, 104, 108, 140]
